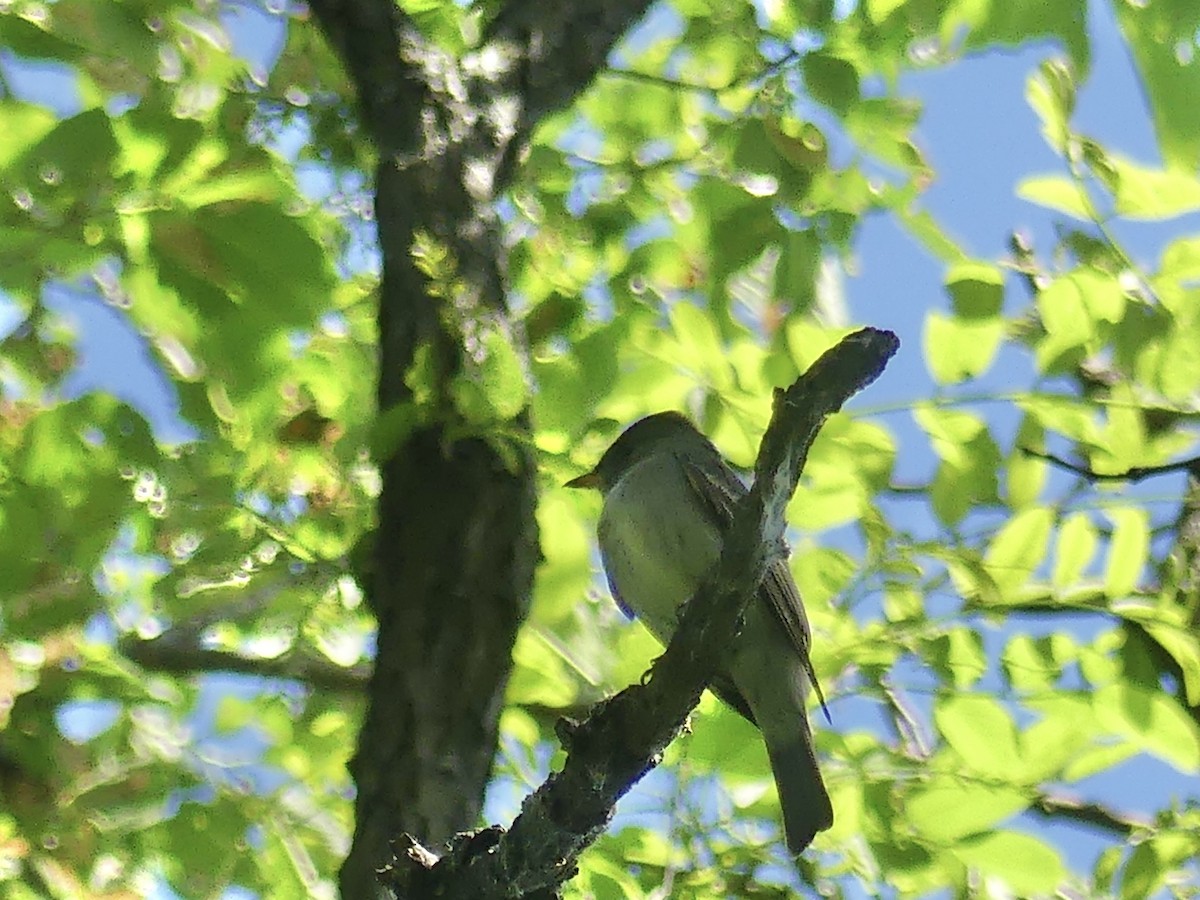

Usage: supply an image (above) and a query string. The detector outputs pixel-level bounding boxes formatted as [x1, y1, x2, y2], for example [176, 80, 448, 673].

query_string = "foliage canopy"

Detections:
[0, 0, 1198, 897]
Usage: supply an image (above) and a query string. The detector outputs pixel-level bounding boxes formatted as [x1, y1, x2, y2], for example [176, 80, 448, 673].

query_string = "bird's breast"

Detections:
[597, 453, 722, 645]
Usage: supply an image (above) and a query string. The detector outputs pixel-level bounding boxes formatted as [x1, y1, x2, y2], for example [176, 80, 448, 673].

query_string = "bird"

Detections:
[566, 411, 833, 854]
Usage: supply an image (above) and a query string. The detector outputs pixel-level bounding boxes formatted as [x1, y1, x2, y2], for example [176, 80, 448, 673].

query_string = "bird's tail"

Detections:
[765, 727, 833, 855]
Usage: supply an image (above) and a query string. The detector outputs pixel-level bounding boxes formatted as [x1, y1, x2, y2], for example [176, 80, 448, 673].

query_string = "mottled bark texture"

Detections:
[304, 2, 655, 897]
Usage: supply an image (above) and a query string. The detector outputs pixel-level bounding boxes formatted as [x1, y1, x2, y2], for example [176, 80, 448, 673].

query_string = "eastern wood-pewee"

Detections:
[567, 411, 833, 854]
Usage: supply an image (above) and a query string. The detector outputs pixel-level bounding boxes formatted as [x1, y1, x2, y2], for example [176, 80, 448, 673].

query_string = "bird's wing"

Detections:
[709, 673, 758, 724]
[680, 453, 829, 718]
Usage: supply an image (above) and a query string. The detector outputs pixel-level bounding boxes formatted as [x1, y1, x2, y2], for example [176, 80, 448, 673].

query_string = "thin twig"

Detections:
[1022, 447, 1200, 483]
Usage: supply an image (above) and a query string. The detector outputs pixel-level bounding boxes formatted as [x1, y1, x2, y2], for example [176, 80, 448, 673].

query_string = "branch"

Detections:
[119, 634, 370, 692]
[309, 0, 659, 169]
[383, 328, 900, 898]
[485, 0, 658, 129]
[304, 0, 427, 156]
[879, 677, 932, 759]
[1022, 447, 1200, 484]
[1029, 789, 1149, 837]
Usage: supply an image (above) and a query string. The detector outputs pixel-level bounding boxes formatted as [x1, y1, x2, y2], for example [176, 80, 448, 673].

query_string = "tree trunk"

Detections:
[306, 1, 655, 895]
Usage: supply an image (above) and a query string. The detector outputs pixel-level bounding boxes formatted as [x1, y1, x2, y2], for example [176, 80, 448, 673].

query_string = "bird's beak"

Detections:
[565, 469, 600, 490]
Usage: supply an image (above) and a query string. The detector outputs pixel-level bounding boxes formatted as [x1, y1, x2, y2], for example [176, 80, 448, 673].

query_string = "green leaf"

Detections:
[897, 207, 969, 264]
[1156, 323, 1200, 402]
[774, 228, 821, 313]
[1074, 267, 1127, 323]
[369, 402, 423, 461]
[934, 694, 1021, 780]
[507, 629, 580, 708]
[951, 832, 1067, 895]
[784, 319, 845, 371]
[523, 291, 585, 345]
[0, 13, 85, 61]
[1141, 618, 1200, 705]
[669, 301, 732, 391]
[1015, 704, 1092, 781]
[1079, 631, 1123, 686]
[1157, 235, 1200, 284]
[790, 547, 858, 608]
[1094, 683, 1200, 771]
[731, 117, 787, 178]
[817, 416, 896, 490]
[945, 261, 1004, 318]
[451, 326, 529, 424]
[1002, 633, 1061, 692]
[1095, 844, 1124, 894]
[934, 458, 999, 526]
[173, 158, 291, 208]
[1026, 58, 1076, 153]
[802, 52, 860, 116]
[1019, 393, 1100, 445]
[1017, 175, 1090, 220]
[1053, 512, 1097, 588]
[1037, 275, 1095, 358]
[1006, 417, 1046, 510]
[152, 203, 332, 316]
[405, 0, 469, 53]
[1023, 693, 1125, 781]
[1062, 741, 1138, 781]
[929, 627, 988, 689]
[12, 107, 117, 183]
[1104, 508, 1149, 597]
[1109, 155, 1200, 219]
[914, 406, 1002, 525]
[789, 460, 866, 531]
[214, 696, 256, 732]
[960, 0, 1089, 73]
[1120, 843, 1165, 900]
[883, 584, 924, 622]
[907, 781, 1029, 842]
[686, 702, 771, 782]
[844, 97, 926, 172]
[1097, 384, 1147, 472]
[1115, 0, 1200, 170]
[0, 101, 58, 169]
[913, 406, 986, 467]
[692, 176, 778, 308]
[984, 506, 1054, 598]
[923, 311, 1005, 384]
[866, 0, 908, 23]
[578, 841, 659, 898]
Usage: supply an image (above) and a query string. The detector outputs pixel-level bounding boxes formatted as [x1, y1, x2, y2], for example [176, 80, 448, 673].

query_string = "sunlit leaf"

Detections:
[907, 780, 1028, 841]
[960, 0, 1089, 73]
[923, 311, 1005, 384]
[984, 506, 1053, 597]
[1115, 0, 1200, 170]
[1017, 175, 1090, 220]
[1053, 512, 1097, 588]
[934, 694, 1021, 780]
[1094, 683, 1200, 771]
[1104, 508, 1149, 597]
[1026, 58, 1076, 153]
[1109, 155, 1200, 220]
[951, 832, 1067, 895]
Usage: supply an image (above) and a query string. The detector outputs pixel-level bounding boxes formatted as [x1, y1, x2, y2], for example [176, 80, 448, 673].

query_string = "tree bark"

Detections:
[304, 1, 656, 895]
